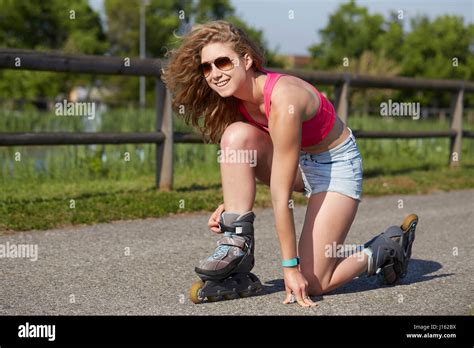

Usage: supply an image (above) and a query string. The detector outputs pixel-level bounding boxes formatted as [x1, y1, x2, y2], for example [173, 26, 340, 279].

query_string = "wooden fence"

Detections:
[1, 48, 473, 190]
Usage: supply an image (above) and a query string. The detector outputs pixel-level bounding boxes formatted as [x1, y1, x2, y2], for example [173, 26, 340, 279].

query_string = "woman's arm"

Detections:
[268, 93, 302, 261]
[268, 87, 317, 307]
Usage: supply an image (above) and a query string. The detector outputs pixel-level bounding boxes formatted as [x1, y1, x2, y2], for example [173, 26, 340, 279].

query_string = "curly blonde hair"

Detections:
[161, 20, 266, 143]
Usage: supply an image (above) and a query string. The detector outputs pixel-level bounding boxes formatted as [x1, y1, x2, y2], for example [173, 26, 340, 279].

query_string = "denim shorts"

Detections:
[298, 128, 363, 201]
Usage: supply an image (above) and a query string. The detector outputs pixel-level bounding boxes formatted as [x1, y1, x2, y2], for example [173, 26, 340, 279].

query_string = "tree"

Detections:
[194, 0, 234, 24]
[104, 0, 192, 104]
[0, 0, 106, 53]
[401, 15, 473, 81]
[0, 0, 107, 102]
[373, 11, 405, 63]
[308, 1, 474, 109]
[399, 15, 474, 106]
[308, 0, 384, 69]
[105, 0, 193, 57]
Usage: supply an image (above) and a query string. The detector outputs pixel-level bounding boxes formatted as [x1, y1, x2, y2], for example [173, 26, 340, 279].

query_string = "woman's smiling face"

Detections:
[200, 42, 249, 98]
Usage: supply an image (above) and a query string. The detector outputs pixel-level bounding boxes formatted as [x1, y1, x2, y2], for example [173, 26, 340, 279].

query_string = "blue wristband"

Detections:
[282, 257, 300, 267]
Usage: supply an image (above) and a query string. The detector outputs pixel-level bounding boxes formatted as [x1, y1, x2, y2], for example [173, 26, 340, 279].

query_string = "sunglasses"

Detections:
[199, 56, 238, 77]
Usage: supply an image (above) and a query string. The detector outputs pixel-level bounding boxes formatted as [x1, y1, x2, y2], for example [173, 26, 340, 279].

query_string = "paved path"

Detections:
[0, 190, 472, 315]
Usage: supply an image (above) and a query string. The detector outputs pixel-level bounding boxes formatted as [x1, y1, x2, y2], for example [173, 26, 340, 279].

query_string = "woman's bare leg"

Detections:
[197, 121, 303, 275]
[298, 192, 368, 295]
[219, 121, 304, 214]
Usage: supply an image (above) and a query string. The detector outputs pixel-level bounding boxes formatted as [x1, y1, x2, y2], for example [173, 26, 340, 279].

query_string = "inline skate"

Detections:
[189, 211, 263, 303]
[364, 214, 419, 284]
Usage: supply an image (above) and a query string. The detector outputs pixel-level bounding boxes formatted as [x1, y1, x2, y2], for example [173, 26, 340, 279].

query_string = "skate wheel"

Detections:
[401, 214, 418, 232]
[189, 280, 204, 304]
[224, 293, 239, 300]
[239, 282, 263, 298]
[239, 291, 252, 298]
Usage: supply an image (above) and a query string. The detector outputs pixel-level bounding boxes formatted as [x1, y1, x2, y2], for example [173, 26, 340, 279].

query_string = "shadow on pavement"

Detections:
[262, 259, 453, 297]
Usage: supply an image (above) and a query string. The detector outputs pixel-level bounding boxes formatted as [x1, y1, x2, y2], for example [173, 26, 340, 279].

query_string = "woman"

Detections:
[162, 20, 418, 308]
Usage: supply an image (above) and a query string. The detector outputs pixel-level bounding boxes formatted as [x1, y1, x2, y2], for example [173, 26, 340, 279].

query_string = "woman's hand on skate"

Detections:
[208, 204, 225, 234]
[283, 268, 317, 308]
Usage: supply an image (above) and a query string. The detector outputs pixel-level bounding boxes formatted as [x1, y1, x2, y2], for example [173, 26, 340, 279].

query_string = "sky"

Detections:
[89, 0, 473, 55]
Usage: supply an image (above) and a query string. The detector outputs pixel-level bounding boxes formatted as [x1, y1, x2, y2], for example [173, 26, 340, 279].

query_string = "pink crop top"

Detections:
[238, 69, 336, 148]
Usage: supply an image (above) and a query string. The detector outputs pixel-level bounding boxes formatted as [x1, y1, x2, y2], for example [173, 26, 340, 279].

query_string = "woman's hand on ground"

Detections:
[208, 204, 225, 233]
[282, 268, 317, 307]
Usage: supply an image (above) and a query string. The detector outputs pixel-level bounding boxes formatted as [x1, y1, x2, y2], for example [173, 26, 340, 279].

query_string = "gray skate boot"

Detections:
[364, 214, 419, 284]
[195, 211, 256, 280]
[190, 211, 262, 303]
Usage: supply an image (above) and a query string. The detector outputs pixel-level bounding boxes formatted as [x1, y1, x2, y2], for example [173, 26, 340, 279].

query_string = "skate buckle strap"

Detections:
[217, 236, 247, 249]
[218, 222, 236, 233]
[209, 245, 231, 260]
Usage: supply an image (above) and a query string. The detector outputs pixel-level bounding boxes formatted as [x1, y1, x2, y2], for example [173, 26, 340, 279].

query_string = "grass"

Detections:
[1, 164, 473, 232]
[1, 109, 473, 232]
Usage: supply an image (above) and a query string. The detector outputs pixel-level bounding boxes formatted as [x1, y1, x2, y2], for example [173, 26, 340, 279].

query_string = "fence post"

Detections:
[334, 77, 350, 124]
[155, 78, 173, 190]
[449, 88, 464, 167]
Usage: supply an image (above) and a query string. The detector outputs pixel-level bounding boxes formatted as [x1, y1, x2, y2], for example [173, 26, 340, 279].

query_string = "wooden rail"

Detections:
[1, 48, 473, 190]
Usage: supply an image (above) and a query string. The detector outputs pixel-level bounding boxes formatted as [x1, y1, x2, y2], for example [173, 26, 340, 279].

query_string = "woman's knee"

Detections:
[220, 121, 264, 149]
[301, 267, 332, 296]
[307, 281, 329, 296]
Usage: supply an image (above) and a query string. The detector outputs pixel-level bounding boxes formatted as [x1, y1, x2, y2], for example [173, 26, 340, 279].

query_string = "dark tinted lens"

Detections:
[200, 63, 212, 77]
[214, 57, 234, 71]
